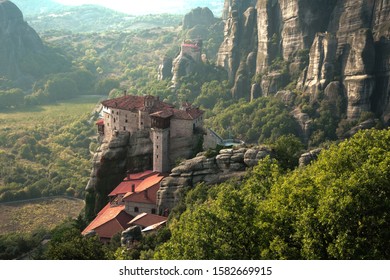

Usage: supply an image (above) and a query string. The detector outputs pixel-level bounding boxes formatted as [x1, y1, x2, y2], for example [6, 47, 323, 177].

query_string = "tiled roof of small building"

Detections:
[122, 173, 164, 204]
[81, 205, 133, 238]
[109, 171, 157, 197]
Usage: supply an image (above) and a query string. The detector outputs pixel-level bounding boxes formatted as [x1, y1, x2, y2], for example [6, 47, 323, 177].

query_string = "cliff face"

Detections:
[218, 0, 390, 122]
[85, 131, 153, 218]
[157, 146, 272, 212]
[0, 0, 44, 79]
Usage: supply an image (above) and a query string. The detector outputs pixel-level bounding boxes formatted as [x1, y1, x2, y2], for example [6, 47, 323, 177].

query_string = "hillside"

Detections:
[12, 0, 225, 17]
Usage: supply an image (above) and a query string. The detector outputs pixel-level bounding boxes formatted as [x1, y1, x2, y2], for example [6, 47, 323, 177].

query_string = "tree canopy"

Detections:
[155, 129, 390, 259]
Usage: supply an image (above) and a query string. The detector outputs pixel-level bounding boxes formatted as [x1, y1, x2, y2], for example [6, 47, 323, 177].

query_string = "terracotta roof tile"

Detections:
[108, 171, 157, 197]
[101, 95, 203, 120]
[82, 205, 133, 238]
[101, 95, 173, 113]
[128, 213, 167, 228]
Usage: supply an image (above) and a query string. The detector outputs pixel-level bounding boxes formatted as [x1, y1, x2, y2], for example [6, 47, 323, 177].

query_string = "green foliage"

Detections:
[194, 80, 230, 109]
[155, 157, 281, 259]
[272, 134, 304, 170]
[260, 129, 390, 259]
[19, 47, 71, 78]
[206, 97, 301, 144]
[0, 96, 100, 202]
[0, 88, 24, 108]
[0, 229, 48, 260]
[155, 129, 390, 260]
[45, 219, 107, 260]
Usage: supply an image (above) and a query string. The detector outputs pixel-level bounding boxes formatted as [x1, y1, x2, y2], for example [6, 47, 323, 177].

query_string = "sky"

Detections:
[53, 0, 212, 15]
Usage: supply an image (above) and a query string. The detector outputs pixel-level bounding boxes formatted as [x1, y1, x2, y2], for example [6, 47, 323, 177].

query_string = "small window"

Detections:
[156, 145, 159, 149]
[151, 209, 156, 214]
[124, 127, 126, 131]
[125, 119, 128, 123]
[156, 155, 159, 159]
[116, 112, 119, 115]
[134, 207, 139, 213]
[114, 118, 116, 123]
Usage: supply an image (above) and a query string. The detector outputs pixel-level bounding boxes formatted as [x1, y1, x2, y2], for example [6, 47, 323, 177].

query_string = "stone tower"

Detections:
[150, 112, 172, 173]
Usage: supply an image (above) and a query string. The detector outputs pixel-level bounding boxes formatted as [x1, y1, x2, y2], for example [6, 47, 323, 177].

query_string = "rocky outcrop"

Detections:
[218, 0, 390, 122]
[86, 132, 153, 216]
[182, 7, 215, 29]
[157, 56, 173, 81]
[217, 1, 258, 99]
[171, 50, 199, 89]
[0, 0, 44, 79]
[299, 148, 322, 167]
[157, 146, 272, 212]
[298, 32, 337, 94]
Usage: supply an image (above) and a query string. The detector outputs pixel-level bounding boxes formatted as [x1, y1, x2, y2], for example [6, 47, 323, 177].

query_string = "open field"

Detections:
[0, 95, 105, 130]
[0, 197, 85, 235]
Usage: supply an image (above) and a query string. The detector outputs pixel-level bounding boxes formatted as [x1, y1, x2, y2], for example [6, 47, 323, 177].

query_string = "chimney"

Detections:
[131, 184, 135, 192]
[126, 171, 131, 180]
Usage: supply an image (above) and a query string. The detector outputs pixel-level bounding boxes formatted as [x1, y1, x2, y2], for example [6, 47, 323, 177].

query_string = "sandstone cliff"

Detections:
[0, 0, 44, 80]
[157, 146, 272, 212]
[217, 0, 390, 123]
[85, 131, 153, 218]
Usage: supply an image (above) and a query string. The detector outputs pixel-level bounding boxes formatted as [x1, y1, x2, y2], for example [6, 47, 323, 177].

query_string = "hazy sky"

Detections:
[53, 0, 193, 15]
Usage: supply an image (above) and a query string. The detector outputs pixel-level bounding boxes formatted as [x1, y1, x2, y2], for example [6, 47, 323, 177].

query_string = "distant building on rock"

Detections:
[181, 39, 203, 62]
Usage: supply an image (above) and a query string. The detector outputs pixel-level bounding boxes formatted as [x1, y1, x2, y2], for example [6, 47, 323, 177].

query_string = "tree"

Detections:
[45, 220, 106, 260]
[259, 129, 390, 259]
[272, 134, 304, 170]
[155, 158, 281, 259]
[155, 129, 390, 260]
[45, 77, 78, 101]
[95, 78, 120, 96]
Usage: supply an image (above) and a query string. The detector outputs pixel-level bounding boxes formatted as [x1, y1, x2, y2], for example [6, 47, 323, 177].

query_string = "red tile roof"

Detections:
[108, 171, 157, 197]
[82, 205, 133, 239]
[172, 107, 204, 120]
[122, 173, 164, 204]
[136, 173, 165, 192]
[101, 95, 173, 113]
[128, 170, 157, 180]
[128, 213, 167, 228]
[101, 95, 203, 120]
[96, 119, 104, 125]
[182, 44, 200, 51]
